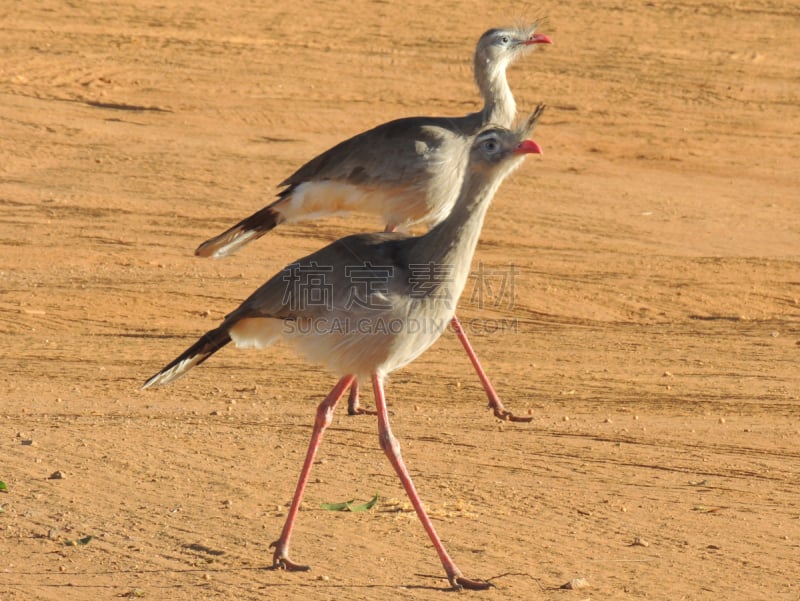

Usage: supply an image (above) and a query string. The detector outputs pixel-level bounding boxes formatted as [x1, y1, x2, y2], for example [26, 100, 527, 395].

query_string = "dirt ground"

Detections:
[1, 1, 798, 599]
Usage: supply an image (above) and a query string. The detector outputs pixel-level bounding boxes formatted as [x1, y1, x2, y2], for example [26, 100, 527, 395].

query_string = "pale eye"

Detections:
[500, 36, 510, 44]
[483, 140, 498, 154]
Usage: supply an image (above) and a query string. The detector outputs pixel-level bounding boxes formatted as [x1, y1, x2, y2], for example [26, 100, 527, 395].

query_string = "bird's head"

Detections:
[475, 24, 553, 70]
[469, 104, 545, 174]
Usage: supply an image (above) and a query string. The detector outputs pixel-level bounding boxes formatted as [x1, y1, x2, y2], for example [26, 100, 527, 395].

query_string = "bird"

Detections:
[143, 105, 545, 590]
[193, 24, 551, 421]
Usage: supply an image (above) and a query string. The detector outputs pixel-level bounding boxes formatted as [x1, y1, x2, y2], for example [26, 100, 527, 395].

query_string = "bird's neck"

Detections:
[410, 162, 518, 302]
[475, 59, 516, 127]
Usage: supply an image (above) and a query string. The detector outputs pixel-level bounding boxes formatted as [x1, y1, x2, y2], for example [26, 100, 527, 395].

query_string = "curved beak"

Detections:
[515, 140, 543, 155]
[525, 33, 553, 45]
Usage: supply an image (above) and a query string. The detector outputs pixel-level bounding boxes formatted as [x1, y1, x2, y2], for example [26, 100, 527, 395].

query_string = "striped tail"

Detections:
[142, 326, 232, 389]
[195, 178, 382, 259]
[194, 199, 286, 259]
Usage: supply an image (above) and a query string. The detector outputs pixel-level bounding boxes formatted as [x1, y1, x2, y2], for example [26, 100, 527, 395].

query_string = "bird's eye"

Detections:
[500, 36, 510, 45]
[482, 139, 498, 154]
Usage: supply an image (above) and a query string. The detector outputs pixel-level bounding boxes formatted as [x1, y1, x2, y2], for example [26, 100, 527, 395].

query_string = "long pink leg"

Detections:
[371, 373, 490, 590]
[450, 315, 532, 423]
[270, 374, 355, 571]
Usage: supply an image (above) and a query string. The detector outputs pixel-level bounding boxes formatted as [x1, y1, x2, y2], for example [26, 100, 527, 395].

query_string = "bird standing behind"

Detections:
[194, 23, 552, 420]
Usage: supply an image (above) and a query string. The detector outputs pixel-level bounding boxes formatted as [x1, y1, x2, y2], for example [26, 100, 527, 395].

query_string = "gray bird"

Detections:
[194, 24, 551, 420]
[144, 105, 545, 590]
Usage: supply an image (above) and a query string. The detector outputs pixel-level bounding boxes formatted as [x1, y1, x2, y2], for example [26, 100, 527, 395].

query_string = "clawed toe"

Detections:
[451, 575, 492, 590]
[348, 406, 377, 416]
[269, 541, 311, 572]
[273, 556, 311, 572]
[492, 406, 533, 423]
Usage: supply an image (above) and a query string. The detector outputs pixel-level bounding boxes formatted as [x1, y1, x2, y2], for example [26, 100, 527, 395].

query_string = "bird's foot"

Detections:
[491, 404, 533, 423]
[347, 404, 377, 416]
[347, 391, 376, 416]
[269, 540, 311, 572]
[449, 574, 493, 591]
[346, 382, 375, 415]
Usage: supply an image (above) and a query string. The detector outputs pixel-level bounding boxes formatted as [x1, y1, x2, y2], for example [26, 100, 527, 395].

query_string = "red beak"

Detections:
[515, 140, 543, 155]
[525, 33, 553, 45]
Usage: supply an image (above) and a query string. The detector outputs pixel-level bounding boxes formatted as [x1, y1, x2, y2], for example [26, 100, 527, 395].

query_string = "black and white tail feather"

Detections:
[142, 327, 231, 389]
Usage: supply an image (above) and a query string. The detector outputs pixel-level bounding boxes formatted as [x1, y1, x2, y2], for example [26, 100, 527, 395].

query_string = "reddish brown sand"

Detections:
[1, 2, 798, 599]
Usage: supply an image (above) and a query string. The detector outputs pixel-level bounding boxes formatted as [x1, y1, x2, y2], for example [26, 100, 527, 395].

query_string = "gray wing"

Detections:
[143, 233, 412, 388]
[279, 115, 479, 190]
[225, 232, 413, 324]
[195, 115, 480, 259]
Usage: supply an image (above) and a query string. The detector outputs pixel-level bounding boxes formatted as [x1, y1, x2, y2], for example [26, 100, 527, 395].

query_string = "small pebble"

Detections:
[631, 537, 650, 547]
[561, 577, 589, 590]
[48, 471, 65, 480]
[718, 417, 726, 424]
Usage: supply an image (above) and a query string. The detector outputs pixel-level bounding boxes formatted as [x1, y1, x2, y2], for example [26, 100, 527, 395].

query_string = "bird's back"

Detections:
[278, 114, 482, 230]
[223, 230, 456, 378]
[280, 114, 482, 187]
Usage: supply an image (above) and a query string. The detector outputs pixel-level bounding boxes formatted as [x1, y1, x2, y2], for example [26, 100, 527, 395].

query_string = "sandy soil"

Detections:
[1, 1, 799, 599]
